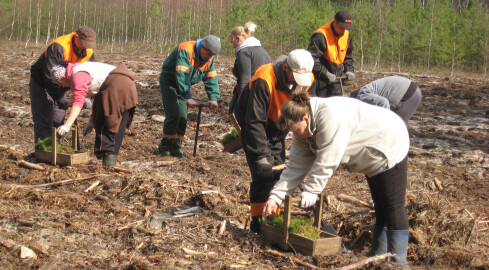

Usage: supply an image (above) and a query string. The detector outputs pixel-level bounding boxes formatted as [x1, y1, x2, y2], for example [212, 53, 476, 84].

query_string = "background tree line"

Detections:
[0, 0, 487, 76]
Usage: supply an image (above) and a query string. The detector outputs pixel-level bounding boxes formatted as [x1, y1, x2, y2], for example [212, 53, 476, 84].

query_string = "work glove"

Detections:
[83, 97, 93, 109]
[255, 158, 273, 178]
[320, 69, 336, 83]
[55, 98, 70, 110]
[300, 191, 318, 208]
[345, 71, 355, 81]
[57, 125, 70, 136]
[83, 119, 94, 136]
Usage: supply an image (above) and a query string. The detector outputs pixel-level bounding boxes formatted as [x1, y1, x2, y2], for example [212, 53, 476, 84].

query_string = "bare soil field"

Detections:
[0, 44, 488, 269]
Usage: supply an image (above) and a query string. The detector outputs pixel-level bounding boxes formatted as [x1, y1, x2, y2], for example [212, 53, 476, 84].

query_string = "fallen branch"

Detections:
[218, 220, 227, 236]
[112, 167, 131, 173]
[337, 253, 395, 270]
[433, 177, 444, 191]
[265, 249, 318, 269]
[155, 160, 176, 166]
[465, 218, 478, 247]
[336, 193, 373, 209]
[18, 160, 45, 171]
[4, 175, 99, 188]
[84, 181, 101, 192]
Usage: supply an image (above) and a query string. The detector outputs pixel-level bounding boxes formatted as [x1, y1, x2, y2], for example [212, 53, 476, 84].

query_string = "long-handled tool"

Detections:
[193, 102, 210, 157]
[337, 76, 347, 96]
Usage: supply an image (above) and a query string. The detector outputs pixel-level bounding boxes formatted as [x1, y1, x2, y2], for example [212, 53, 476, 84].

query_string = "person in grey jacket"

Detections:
[227, 22, 272, 114]
[351, 76, 422, 125]
[262, 92, 410, 265]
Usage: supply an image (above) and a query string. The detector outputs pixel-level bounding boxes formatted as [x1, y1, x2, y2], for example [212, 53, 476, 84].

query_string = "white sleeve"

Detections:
[302, 109, 352, 195]
[268, 136, 315, 205]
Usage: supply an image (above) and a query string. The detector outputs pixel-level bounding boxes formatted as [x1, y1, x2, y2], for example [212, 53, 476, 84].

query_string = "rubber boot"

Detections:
[170, 141, 184, 158]
[364, 225, 387, 257]
[103, 154, 117, 167]
[387, 230, 409, 265]
[250, 216, 261, 233]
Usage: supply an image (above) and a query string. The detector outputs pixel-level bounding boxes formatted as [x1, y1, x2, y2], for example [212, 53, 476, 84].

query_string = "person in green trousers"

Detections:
[158, 35, 221, 158]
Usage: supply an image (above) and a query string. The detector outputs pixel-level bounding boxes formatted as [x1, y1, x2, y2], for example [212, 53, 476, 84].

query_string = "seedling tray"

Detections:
[35, 150, 88, 166]
[261, 195, 341, 256]
[35, 126, 88, 166]
[223, 136, 242, 153]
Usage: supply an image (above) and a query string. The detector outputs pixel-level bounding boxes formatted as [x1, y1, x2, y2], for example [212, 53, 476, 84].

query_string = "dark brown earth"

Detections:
[0, 44, 488, 269]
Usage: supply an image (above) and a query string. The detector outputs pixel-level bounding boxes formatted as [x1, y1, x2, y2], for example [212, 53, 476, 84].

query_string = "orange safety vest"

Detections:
[315, 21, 349, 64]
[248, 63, 314, 123]
[45, 32, 93, 63]
[176, 40, 214, 75]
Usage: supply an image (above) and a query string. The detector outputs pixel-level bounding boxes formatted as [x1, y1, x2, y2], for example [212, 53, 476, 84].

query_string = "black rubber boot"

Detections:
[103, 154, 117, 167]
[387, 229, 409, 265]
[250, 216, 261, 233]
[364, 224, 387, 257]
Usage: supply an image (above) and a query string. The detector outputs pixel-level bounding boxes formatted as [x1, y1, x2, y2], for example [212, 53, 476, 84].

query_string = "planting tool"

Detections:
[193, 102, 211, 157]
[337, 76, 347, 96]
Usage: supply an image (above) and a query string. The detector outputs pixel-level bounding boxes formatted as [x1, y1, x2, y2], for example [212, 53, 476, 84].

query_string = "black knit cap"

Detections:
[334, 10, 354, 30]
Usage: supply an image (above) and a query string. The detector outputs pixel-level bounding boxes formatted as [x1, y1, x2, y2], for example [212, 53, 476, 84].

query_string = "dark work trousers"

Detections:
[29, 78, 66, 143]
[94, 109, 132, 159]
[243, 137, 286, 217]
[366, 155, 409, 230]
[310, 77, 343, 97]
[395, 87, 422, 126]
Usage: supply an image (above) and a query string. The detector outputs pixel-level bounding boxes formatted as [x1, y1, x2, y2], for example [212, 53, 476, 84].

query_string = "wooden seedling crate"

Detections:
[223, 136, 242, 153]
[261, 194, 342, 256]
[35, 126, 89, 166]
[222, 113, 243, 153]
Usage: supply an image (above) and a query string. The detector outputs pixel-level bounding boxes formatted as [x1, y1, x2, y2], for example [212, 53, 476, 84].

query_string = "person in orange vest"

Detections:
[307, 11, 355, 97]
[29, 26, 96, 145]
[233, 49, 315, 233]
[157, 35, 221, 158]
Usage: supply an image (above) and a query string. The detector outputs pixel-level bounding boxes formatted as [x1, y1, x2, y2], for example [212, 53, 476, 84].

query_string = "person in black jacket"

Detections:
[234, 49, 314, 232]
[227, 21, 272, 114]
[29, 26, 96, 144]
[307, 11, 355, 97]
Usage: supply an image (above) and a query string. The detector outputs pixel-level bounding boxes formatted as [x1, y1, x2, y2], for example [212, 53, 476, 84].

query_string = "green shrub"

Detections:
[264, 215, 321, 240]
[221, 128, 239, 146]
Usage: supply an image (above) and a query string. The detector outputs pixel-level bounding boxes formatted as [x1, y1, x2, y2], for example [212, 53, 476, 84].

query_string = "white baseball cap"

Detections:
[287, 49, 314, 87]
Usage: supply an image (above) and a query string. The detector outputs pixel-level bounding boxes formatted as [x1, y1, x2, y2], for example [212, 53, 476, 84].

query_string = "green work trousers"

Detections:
[158, 80, 188, 154]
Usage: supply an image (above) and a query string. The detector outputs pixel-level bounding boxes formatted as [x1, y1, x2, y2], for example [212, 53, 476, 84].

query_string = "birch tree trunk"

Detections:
[63, 0, 67, 34]
[54, 0, 60, 38]
[427, 3, 434, 70]
[450, 41, 456, 77]
[360, 29, 364, 71]
[374, 6, 384, 70]
[9, 0, 16, 41]
[25, 0, 32, 48]
[35, 0, 41, 46]
[45, 0, 53, 45]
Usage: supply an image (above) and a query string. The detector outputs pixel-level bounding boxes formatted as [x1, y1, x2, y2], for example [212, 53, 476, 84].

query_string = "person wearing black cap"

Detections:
[307, 10, 355, 97]
[29, 26, 96, 145]
[157, 35, 221, 158]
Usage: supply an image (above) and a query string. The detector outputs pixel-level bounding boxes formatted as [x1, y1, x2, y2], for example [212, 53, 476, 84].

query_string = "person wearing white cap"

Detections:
[262, 91, 410, 265]
[157, 35, 221, 158]
[233, 49, 315, 233]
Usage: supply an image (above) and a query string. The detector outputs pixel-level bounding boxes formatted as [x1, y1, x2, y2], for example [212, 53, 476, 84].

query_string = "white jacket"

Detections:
[269, 97, 409, 205]
[72, 62, 116, 94]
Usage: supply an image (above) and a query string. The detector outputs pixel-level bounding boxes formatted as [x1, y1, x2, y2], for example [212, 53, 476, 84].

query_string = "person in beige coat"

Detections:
[262, 92, 410, 265]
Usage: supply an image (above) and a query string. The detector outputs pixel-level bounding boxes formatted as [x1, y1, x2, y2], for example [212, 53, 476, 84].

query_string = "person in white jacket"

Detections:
[262, 91, 410, 265]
